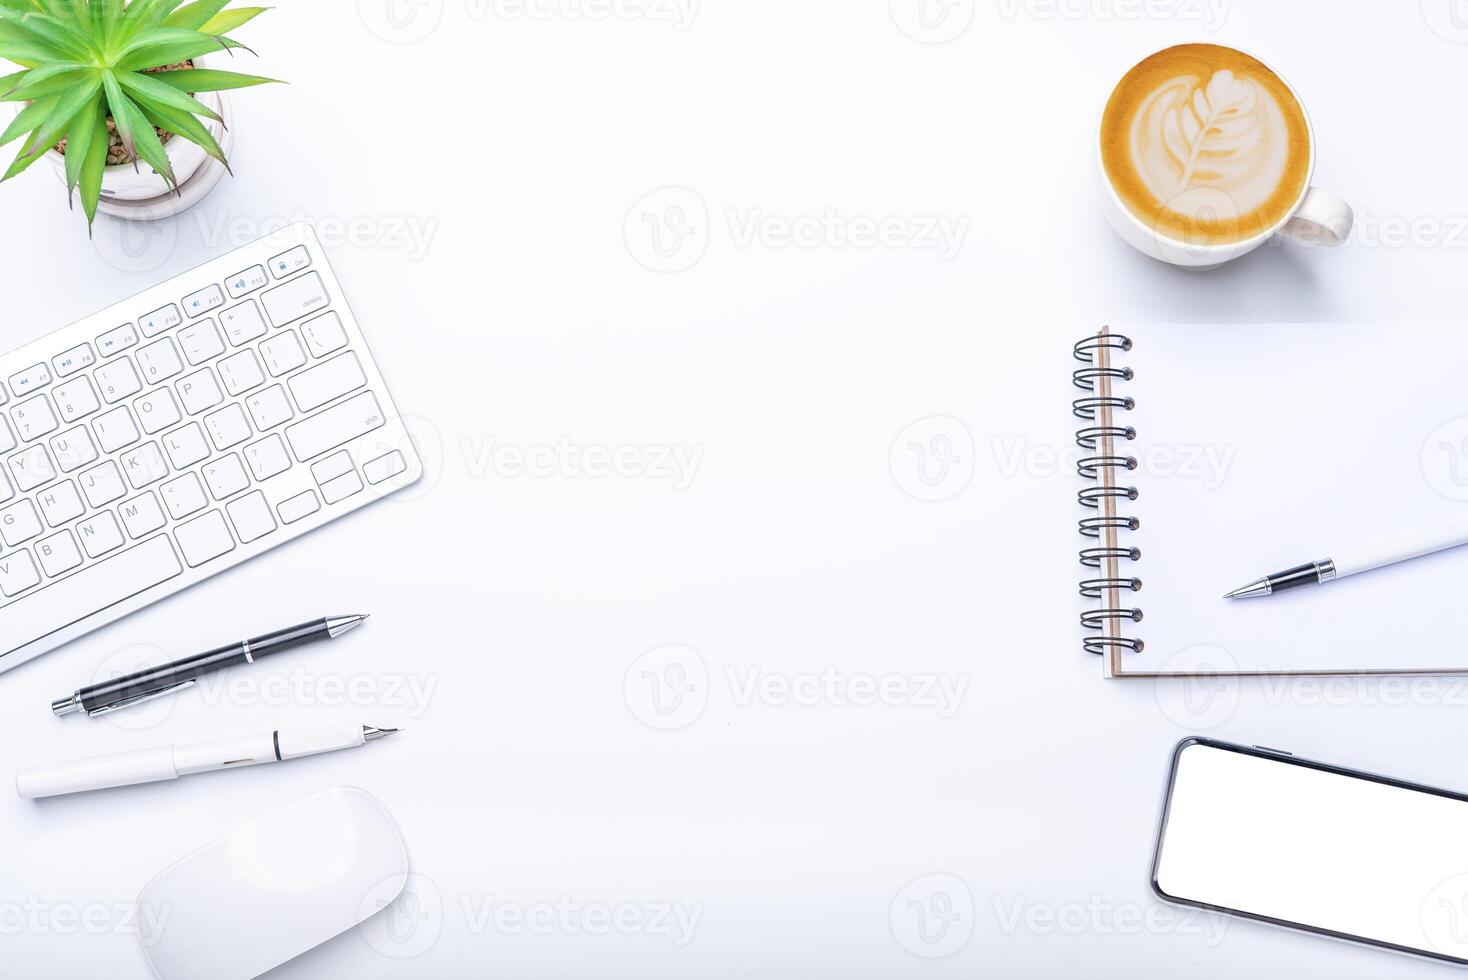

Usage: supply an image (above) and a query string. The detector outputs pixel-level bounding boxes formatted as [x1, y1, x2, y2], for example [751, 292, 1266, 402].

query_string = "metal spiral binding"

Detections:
[1074, 330, 1143, 656]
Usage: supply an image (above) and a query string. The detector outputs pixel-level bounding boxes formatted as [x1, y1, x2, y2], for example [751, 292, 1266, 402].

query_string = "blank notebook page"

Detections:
[1111, 322, 1468, 675]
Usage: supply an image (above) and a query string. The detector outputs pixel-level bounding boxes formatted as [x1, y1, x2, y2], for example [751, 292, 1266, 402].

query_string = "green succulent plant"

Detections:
[0, 0, 279, 231]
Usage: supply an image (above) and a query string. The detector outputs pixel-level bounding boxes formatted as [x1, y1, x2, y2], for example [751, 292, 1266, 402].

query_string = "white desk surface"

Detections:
[2, 1, 1467, 976]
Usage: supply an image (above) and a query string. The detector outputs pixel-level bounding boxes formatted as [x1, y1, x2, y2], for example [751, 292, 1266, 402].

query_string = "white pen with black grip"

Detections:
[1226, 521, 1468, 599]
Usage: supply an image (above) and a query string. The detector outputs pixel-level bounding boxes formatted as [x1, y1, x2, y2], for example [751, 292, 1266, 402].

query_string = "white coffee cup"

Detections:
[1097, 47, 1353, 270]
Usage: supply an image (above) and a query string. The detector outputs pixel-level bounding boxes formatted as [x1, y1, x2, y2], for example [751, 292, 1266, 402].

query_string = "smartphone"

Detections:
[1152, 737, 1468, 965]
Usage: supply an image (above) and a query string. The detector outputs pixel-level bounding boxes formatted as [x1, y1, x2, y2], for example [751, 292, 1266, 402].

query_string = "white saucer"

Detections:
[95, 93, 235, 222]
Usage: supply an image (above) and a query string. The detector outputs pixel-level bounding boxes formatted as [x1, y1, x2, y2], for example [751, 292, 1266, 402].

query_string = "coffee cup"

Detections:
[1097, 43, 1353, 269]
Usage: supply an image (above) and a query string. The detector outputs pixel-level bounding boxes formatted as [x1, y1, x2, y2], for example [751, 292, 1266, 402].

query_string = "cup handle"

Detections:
[1281, 187, 1353, 247]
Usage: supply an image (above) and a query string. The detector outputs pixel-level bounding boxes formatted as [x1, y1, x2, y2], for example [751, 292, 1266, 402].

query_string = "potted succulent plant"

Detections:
[0, 0, 279, 231]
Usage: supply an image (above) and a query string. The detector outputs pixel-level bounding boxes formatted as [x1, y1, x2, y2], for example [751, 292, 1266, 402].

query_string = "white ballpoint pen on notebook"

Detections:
[1225, 522, 1468, 599]
[16, 723, 398, 799]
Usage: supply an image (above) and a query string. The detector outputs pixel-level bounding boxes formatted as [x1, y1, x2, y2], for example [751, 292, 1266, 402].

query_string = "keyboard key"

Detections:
[182, 283, 225, 318]
[262, 272, 329, 327]
[260, 330, 306, 376]
[10, 445, 56, 492]
[78, 511, 124, 557]
[226, 491, 276, 543]
[53, 376, 100, 423]
[8, 363, 52, 397]
[0, 536, 181, 649]
[162, 422, 210, 469]
[35, 531, 82, 577]
[12, 395, 59, 441]
[219, 349, 265, 396]
[285, 391, 384, 461]
[311, 451, 355, 484]
[139, 304, 182, 337]
[120, 442, 169, 489]
[177, 367, 224, 415]
[50, 426, 98, 473]
[0, 549, 39, 596]
[37, 481, 84, 528]
[204, 403, 251, 450]
[177, 319, 225, 365]
[97, 323, 138, 357]
[219, 300, 268, 346]
[227, 265, 269, 298]
[80, 460, 126, 507]
[320, 470, 363, 505]
[277, 490, 320, 525]
[269, 245, 311, 278]
[1, 499, 42, 547]
[135, 388, 181, 434]
[161, 473, 207, 519]
[244, 434, 291, 481]
[52, 344, 95, 378]
[92, 406, 140, 453]
[119, 492, 167, 539]
[174, 510, 234, 567]
[136, 338, 184, 383]
[289, 352, 366, 412]
[95, 357, 142, 403]
[0, 470, 11, 505]
[301, 312, 348, 358]
[245, 385, 293, 431]
[203, 454, 250, 500]
[364, 451, 407, 485]
[0, 416, 14, 454]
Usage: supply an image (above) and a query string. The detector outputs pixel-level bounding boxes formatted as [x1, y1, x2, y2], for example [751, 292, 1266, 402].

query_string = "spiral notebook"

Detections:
[1076, 323, 1468, 678]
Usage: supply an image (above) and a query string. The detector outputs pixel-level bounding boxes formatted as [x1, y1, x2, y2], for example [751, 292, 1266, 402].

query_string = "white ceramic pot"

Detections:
[46, 88, 224, 201]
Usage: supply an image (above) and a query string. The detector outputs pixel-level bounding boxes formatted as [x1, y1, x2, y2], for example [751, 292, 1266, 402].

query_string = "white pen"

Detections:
[16, 724, 398, 800]
[1226, 522, 1468, 599]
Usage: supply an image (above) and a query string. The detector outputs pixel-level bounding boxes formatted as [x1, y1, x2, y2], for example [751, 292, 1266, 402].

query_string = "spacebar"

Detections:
[0, 537, 183, 656]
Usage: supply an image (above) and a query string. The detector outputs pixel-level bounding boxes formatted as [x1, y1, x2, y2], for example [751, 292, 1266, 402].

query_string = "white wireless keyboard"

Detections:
[0, 223, 421, 674]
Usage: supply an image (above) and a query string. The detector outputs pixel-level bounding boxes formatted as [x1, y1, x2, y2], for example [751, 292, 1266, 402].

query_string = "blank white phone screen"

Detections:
[1155, 741, 1468, 962]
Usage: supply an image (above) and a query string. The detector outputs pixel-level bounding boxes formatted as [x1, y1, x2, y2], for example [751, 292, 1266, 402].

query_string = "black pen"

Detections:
[50, 615, 369, 717]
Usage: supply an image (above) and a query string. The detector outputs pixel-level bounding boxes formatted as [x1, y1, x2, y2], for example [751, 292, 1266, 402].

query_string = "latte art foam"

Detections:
[1101, 45, 1311, 247]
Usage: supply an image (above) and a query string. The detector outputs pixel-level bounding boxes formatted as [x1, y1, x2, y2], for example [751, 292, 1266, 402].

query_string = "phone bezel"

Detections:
[1152, 736, 1468, 966]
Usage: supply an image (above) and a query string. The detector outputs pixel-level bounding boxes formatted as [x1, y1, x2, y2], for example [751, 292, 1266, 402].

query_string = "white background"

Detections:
[2, 0, 1468, 976]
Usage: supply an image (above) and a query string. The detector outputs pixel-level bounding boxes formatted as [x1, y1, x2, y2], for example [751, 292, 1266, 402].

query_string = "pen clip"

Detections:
[87, 680, 196, 717]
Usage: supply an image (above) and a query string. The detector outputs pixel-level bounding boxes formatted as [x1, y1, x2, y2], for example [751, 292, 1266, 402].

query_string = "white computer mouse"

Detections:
[136, 786, 408, 980]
